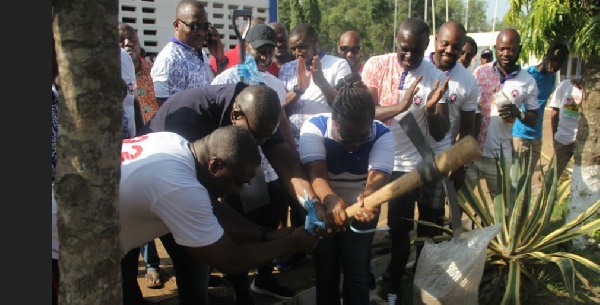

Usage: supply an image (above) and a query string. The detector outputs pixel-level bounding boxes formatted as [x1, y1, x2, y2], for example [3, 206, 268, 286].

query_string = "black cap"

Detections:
[246, 24, 277, 49]
[481, 49, 493, 57]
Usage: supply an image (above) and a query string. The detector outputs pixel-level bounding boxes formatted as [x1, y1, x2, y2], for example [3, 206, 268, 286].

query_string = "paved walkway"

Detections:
[137, 108, 560, 305]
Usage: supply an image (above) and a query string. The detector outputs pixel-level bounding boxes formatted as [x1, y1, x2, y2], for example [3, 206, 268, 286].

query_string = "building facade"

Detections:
[118, 0, 271, 57]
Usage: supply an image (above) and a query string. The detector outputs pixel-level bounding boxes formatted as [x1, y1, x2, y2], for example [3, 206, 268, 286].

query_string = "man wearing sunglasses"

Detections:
[338, 31, 364, 74]
[138, 83, 336, 305]
[151, 0, 228, 107]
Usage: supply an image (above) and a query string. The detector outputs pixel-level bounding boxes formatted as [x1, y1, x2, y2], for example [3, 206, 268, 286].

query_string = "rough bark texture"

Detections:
[568, 54, 600, 249]
[53, 0, 124, 304]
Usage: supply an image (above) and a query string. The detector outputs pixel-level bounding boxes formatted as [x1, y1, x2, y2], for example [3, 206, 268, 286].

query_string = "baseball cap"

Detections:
[481, 49, 493, 57]
[246, 24, 277, 49]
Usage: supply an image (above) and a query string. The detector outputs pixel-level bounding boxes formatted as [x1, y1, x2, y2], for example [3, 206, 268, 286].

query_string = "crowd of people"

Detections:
[52, 1, 583, 305]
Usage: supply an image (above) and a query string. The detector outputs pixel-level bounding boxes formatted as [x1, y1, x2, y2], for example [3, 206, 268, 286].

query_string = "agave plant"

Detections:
[457, 153, 600, 305]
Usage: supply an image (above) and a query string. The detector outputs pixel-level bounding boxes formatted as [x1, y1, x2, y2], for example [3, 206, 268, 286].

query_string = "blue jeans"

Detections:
[312, 218, 377, 305]
[140, 240, 160, 272]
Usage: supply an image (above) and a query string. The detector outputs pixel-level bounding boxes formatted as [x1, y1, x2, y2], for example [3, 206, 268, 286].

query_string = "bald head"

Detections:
[433, 21, 466, 71]
[339, 31, 361, 45]
[496, 28, 520, 46]
[203, 125, 261, 167]
[176, 0, 204, 20]
[495, 28, 522, 71]
[269, 22, 287, 36]
[232, 85, 281, 144]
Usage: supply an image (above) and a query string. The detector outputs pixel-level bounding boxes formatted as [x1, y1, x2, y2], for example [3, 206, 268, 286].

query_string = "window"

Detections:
[142, 18, 156, 25]
[143, 29, 157, 36]
[122, 17, 136, 23]
[142, 7, 155, 13]
[121, 5, 135, 12]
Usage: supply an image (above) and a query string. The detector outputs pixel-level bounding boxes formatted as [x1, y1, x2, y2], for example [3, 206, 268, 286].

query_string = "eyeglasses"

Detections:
[335, 124, 372, 145]
[253, 46, 275, 57]
[339, 46, 361, 54]
[177, 20, 211, 33]
[238, 108, 278, 142]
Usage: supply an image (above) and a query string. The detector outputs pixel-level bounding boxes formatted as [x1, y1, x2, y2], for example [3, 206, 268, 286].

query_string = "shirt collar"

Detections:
[169, 37, 204, 62]
[493, 61, 521, 84]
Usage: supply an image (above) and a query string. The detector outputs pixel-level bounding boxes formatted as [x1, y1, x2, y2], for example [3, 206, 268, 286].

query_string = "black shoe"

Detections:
[273, 252, 306, 272]
[250, 278, 295, 300]
[234, 287, 255, 305]
[208, 274, 225, 287]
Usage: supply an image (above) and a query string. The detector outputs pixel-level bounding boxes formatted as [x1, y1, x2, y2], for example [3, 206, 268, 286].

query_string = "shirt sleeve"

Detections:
[368, 128, 395, 174]
[524, 78, 540, 110]
[361, 57, 381, 91]
[151, 55, 171, 99]
[548, 81, 566, 108]
[298, 119, 326, 165]
[461, 77, 480, 112]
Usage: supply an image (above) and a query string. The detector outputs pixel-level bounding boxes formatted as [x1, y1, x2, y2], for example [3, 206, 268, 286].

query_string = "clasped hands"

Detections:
[312, 194, 378, 238]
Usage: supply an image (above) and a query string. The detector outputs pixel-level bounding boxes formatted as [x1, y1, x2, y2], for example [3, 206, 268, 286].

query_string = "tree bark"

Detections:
[53, 0, 124, 304]
[568, 54, 600, 249]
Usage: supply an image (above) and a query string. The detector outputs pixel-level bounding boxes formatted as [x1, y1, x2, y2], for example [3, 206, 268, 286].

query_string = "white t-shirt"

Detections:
[211, 66, 287, 183]
[299, 113, 395, 203]
[52, 132, 224, 258]
[473, 65, 539, 158]
[121, 48, 137, 137]
[424, 55, 479, 154]
[548, 79, 582, 145]
[278, 54, 352, 147]
[362, 57, 448, 172]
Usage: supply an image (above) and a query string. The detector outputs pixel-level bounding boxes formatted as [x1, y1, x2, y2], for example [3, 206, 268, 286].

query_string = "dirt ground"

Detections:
[138, 108, 560, 305]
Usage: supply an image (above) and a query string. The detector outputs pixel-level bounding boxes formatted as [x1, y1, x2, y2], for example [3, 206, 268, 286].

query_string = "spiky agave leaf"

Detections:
[501, 260, 522, 305]
[527, 252, 577, 299]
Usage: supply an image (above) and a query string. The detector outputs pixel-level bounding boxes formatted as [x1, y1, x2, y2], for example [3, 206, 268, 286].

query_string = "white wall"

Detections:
[118, 0, 270, 57]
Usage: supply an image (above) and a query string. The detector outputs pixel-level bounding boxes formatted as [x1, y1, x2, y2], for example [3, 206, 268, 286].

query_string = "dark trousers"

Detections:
[224, 179, 288, 290]
[121, 233, 210, 305]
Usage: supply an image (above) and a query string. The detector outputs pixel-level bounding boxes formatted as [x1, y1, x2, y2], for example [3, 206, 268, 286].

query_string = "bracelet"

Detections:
[293, 84, 305, 96]
[216, 57, 229, 69]
[260, 227, 270, 242]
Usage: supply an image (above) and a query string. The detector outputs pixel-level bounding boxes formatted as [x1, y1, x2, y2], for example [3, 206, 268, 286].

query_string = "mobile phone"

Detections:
[205, 28, 213, 46]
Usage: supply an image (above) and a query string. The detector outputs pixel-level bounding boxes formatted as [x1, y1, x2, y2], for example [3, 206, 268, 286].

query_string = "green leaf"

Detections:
[501, 260, 521, 305]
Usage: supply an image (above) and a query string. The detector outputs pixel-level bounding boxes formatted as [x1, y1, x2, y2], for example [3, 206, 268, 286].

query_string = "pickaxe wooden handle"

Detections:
[346, 135, 482, 217]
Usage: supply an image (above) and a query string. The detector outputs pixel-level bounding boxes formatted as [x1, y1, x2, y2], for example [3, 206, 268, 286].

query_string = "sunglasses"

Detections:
[339, 46, 361, 54]
[177, 20, 211, 33]
[238, 108, 278, 142]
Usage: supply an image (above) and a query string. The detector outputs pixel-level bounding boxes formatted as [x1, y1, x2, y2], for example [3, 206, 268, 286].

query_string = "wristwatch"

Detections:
[293, 84, 305, 96]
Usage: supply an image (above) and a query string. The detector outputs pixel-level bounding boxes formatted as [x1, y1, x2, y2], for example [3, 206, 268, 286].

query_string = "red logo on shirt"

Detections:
[511, 90, 519, 97]
[413, 96, 423, 107]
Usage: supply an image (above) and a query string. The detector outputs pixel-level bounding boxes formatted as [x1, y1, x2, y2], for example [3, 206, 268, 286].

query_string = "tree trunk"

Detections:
[53, 1, 124, 304]
[568, 54, 600, 250]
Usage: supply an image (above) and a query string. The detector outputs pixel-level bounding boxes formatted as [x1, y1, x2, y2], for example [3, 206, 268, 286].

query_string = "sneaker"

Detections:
[273, 252, 306, 272]
[234, 287, 255, 305]
[387, 293, 398, 305]
[250, 278, 295, 300]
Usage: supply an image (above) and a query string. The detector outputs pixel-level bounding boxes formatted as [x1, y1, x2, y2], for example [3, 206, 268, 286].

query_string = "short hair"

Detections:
[234, 85, 281, 126]
[332, 73, 375, 123]
[205, 125, 261, 166]
[176, 0, 204, 17]
[398, 17, 430, 37]
[290, 23, 317, 41]
[465, 36, 477, 53]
